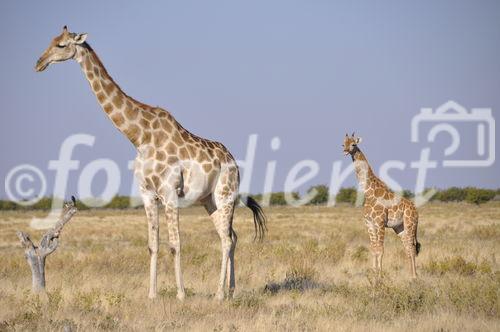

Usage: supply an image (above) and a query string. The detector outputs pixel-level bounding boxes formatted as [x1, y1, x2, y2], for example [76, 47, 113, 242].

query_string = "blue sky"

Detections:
[1, 0, 499, 200]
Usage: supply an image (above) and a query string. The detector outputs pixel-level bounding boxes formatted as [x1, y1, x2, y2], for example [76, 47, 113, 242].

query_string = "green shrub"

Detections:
[269, 192, 300, 206]
[0, 200, 19, 210]
[434, 187, 467, 202]
[427, 187, 495, 204]
[464, 187, 496, 205]
[307, 185, 329, 205]
[31, 197, 54, 210]
[247, 193, 262, 202]
[105, 195, 132, 209]
[335, 187, 357, 205]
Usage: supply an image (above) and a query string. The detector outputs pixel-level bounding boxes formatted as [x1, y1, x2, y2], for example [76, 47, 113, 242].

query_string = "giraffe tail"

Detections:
[242, 196, 267, 241]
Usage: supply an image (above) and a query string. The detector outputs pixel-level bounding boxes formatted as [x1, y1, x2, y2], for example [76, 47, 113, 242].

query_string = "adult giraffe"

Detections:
[35, 26, 266, 300]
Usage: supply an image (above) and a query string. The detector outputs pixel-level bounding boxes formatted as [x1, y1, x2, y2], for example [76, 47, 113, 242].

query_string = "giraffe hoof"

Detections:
[148, 293, 157, 300]
[215, 292, 225, 301]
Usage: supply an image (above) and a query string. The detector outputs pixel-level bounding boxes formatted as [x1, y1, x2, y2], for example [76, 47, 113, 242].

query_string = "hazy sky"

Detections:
[1, 0, 499, 200]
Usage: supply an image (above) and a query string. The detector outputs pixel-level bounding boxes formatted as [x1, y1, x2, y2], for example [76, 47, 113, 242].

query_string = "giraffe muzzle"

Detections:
[35, 57, 49, 72]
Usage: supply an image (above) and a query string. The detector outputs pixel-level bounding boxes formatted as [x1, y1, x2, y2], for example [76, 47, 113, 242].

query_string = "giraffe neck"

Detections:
[75, 43, 146, 148]
[351, 148, 377, 193]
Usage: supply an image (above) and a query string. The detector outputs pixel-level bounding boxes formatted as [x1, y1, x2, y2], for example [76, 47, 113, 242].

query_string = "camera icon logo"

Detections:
[411, 100, 495, 167]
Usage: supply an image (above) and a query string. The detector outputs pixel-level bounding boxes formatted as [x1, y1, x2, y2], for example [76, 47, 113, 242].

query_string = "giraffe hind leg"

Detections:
[401, 215, 418, 278]
[208, 201, 236, 301]
[165, 201, 186, 300]
[203, 195, 237, 298]
[227, 227, 237, 298]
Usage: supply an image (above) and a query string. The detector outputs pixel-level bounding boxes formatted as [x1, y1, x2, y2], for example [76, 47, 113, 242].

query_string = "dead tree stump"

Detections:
[17, 196, 77, 292]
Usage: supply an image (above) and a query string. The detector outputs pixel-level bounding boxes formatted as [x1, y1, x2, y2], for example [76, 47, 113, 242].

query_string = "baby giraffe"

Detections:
[343, 133, 420, 278]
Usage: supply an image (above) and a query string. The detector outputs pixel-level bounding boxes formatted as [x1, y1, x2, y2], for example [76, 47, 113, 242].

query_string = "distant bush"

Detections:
[428, 187, 495, 205]
[31, 197, 56, 210]
[464, 188, 496, 205]
[335, 187, 357, 205]
[244, 192, 300, 206]
[105, 196, 132, 209]
[0, 200, 19, 210]
[247, 193, 262, 202]
[0, 186, 497, 211]
[307, 185, 329, 205]
[0, 197, 59, 210]
[269, 192, 300, 206]
[434, 187, 467, 202]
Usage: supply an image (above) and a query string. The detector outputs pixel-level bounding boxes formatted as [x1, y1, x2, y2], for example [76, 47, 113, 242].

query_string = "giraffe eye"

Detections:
[56, 43, 66, 48]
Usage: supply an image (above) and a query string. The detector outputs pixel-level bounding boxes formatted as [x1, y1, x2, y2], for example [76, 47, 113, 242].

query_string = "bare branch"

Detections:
[38, 199, 77, 257]
[50, 199, 77, 238]
[40, 238, 59, 257]
[17, 231, 35, 251]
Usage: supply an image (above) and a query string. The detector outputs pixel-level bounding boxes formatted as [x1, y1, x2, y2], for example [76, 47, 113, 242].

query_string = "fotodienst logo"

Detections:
[3, 101, 496, 229]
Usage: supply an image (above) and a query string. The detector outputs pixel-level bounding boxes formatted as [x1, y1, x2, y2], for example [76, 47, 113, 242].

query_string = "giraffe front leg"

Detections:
[141, 190, 159, 299]
[366, 217, 385, 278]
[369, 241, 384, 277]
[375, 225, 385, 277]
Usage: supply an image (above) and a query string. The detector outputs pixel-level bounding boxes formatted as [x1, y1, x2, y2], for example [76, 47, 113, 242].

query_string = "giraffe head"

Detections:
[343, 132, 362, 156]
[35, 26, 88, 72]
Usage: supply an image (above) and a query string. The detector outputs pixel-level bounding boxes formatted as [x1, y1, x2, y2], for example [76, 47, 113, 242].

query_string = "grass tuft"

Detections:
[425, 256, 493, 276]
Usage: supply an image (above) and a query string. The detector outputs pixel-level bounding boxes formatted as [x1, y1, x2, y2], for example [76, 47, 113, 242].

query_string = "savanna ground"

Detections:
[0, 202, 499, 331]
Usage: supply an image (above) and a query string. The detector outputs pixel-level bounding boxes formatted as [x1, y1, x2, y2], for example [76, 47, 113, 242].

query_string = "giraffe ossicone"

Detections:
[36, 26, 267, 300]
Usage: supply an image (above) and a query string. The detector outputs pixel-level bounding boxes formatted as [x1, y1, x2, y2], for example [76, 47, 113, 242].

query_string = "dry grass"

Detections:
[0, 202, 499, 331]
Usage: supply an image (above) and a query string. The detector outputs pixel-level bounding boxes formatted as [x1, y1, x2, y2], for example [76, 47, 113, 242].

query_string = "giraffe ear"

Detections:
[356, 137, 362, 144]
[73, 33, 88, 44]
